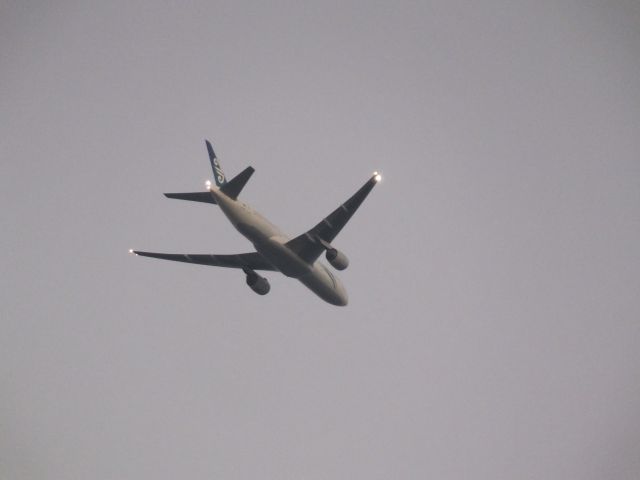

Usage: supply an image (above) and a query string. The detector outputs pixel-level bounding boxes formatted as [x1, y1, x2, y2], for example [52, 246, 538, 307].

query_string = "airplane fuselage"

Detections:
[210, 187, 349, 306]
[132, 140, 381, 305]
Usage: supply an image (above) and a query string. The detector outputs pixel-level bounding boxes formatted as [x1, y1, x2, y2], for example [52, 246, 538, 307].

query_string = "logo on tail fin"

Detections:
[213, 157, 225, 185]
[206, 140, 227, 187]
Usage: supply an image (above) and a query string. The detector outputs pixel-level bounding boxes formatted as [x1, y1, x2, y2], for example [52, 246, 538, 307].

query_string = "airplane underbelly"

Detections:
[254, 238, 310, 278]
[297, 263, 348, 306]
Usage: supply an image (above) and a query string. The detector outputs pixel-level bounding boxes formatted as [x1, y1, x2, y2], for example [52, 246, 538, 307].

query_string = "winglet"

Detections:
[206, 140, 227, 187]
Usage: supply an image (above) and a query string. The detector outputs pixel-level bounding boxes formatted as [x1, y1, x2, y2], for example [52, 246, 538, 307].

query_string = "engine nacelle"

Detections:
[245, 270, 270, 295]
[326, 248, 349, 270]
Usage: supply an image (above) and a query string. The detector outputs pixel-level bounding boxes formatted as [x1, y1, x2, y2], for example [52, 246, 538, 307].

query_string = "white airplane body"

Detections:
[132, 140, 380, 306]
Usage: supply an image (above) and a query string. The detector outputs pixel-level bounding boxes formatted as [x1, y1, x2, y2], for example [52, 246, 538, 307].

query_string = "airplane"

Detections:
[130, 140, 381, 306]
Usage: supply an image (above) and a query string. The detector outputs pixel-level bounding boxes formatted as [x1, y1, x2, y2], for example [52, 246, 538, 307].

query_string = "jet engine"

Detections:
[326, 248, 349, 270]
[244, 269, 270, 295]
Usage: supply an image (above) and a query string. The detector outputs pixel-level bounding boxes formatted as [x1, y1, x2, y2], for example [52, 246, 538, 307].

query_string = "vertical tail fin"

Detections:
[206, 140, 226, 187]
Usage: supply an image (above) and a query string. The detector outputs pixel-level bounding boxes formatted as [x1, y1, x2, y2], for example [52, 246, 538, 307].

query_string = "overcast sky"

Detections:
[2, 1, 640, 478]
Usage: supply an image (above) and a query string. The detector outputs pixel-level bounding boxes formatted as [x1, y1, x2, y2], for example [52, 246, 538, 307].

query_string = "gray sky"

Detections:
[2, 1, 640, 478]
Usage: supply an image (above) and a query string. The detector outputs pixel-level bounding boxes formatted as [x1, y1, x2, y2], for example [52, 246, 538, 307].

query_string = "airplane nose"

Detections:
[335, 289, 348, 306]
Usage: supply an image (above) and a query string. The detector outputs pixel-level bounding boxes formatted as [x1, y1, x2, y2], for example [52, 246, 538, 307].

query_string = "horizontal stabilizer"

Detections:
[164, 192, 217, 204]
[220, 166, 255, 200]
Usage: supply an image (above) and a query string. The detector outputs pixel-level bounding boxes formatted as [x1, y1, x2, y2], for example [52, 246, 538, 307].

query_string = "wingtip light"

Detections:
[373, 171, 382, 183]
[205, 179, 212, 191]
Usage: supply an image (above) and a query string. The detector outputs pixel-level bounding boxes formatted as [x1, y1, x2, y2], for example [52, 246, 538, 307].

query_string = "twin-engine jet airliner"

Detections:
[131, 140, 381, 305]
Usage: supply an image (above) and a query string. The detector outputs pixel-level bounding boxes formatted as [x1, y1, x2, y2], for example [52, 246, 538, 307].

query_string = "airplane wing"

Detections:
[285, 173, 380, 264]
[132, 250, 277, 271]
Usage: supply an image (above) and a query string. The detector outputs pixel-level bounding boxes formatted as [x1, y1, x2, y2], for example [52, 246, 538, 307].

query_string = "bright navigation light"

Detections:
[373, 172, 382, 182]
